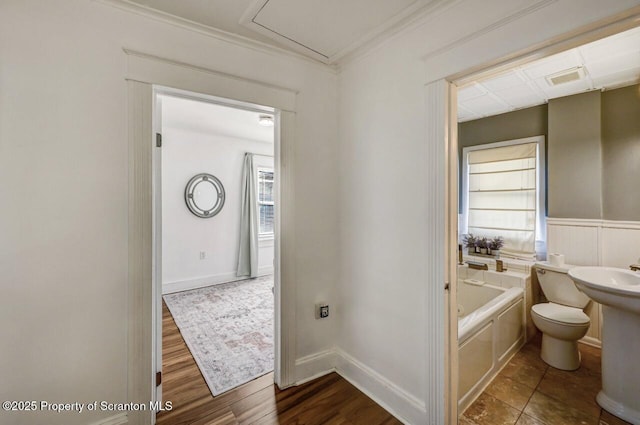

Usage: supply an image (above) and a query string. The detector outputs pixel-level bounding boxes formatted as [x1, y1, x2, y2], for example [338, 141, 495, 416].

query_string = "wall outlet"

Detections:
[315, 303, 329, 319]
[199, 251, 206, 260]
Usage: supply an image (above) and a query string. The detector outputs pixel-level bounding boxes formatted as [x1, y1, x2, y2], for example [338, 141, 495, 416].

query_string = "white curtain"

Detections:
[467, 143, 538, 256]
[237, 153, 258, 278]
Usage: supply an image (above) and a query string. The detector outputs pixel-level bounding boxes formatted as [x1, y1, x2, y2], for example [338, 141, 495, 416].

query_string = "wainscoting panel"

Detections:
[601, 224, 640, 269]
[546, 219, 601, 266]
[546, 218, 640, 347]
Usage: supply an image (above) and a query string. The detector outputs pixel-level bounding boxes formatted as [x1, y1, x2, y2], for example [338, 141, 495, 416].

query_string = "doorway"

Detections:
[447, 17, 640, 425]
[152, 87, 280, 420]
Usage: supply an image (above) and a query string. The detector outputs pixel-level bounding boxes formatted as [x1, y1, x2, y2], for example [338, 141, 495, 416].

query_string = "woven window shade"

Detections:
[467, 143, 537, 255]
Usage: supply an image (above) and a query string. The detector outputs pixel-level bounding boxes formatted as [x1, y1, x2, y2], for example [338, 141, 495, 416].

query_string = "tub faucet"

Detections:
[467, 260, 488, 271]
[630, 258, 640, 272]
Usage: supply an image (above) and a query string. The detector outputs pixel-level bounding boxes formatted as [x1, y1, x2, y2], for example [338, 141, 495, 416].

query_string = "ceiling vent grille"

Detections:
[545, 67, 586, 86]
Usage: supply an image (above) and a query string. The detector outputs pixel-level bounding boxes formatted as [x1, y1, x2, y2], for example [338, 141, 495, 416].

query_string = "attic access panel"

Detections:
[242, 0, 426, 62]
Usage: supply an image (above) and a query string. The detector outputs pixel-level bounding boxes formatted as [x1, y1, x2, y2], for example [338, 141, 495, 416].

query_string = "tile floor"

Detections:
[460, 333, 633, 425]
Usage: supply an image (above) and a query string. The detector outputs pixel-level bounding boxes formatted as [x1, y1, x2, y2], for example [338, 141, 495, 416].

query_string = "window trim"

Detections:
[461, 135, 546, 256]
[257, 166, 275, 240]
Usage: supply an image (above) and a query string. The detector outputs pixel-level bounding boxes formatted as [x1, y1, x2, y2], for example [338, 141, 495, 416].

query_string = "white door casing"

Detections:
[126, 49, 297, 425]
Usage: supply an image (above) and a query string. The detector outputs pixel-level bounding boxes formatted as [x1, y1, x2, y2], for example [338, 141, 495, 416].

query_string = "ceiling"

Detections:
[458, 26, 640, 122]
[124, 0, 439, 64]
[160, 95, 275, 144]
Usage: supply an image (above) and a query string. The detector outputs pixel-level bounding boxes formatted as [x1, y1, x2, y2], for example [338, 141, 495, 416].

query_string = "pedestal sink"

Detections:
[569, 267, 640, 425]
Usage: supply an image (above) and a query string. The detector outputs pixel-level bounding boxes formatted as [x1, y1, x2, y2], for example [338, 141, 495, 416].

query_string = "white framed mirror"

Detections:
[184, 173, 225, 218]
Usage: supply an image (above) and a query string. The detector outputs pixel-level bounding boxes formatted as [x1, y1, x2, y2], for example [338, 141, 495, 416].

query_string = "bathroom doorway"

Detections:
[446, 15, 640, 424]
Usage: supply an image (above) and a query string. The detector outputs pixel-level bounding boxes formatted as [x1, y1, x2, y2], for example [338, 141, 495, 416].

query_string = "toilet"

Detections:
[532, 261, 591, 371]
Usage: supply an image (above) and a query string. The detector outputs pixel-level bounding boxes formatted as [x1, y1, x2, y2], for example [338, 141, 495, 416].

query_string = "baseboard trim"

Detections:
[88, 413, 128, 425]
[580, 336, 602, 348]
[334, 349, 426, 425]
[163, 267, 274, 294]
[295, 349, 337, 385]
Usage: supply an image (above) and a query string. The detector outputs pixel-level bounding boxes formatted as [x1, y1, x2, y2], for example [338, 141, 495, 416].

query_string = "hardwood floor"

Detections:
[158, 301, 401, 425]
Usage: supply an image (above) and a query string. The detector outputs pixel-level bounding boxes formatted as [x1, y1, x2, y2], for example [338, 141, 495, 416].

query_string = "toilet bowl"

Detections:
[533, 262, 591, 370]
[531, 302, 590, 370]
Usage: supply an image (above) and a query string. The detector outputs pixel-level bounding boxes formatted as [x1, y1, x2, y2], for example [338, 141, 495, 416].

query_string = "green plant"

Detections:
[477, 237, 488, 249]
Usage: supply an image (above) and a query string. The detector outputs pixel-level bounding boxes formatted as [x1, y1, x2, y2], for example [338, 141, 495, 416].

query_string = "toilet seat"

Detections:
[532, 303, 590, 326]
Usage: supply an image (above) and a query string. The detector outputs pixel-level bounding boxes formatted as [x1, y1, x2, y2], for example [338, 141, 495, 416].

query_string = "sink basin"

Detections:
[569, 267, 640, 314]
[568, 267, 640, 424]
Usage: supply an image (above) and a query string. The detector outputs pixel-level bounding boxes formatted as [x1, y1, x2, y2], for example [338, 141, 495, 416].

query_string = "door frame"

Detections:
[151, 85, 280, 405]
[433, 7, 640, 424]
[126, 49, 298, 425]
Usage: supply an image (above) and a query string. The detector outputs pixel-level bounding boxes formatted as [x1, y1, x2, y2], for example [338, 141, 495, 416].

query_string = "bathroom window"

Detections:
[461, 136, 546, 259]
[257, 168, 274, 237]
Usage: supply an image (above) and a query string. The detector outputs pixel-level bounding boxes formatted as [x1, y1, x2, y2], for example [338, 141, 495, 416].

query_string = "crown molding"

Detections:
[421, 0, 558, 63]
[335, 0, 464, 68]
[96, 0, 463, 71]
[94, 0, 338, 73]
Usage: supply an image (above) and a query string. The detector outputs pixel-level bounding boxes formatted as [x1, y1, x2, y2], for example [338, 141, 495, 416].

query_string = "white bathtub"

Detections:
[458, 278, 525, 413]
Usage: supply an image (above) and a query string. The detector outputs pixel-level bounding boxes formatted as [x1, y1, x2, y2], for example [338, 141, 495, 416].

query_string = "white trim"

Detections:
[424, 79, 449, 425]
[602, 220, 640, 230]
[445, 7, 640, 86]
[273, 110, 297, 389]
[421, 0, 557, 63]
[127, 80, 154, 425]
[162, 268, 274, 294]
[257, 165, 275, 237]
[546, 217, 604, 227]
[547, 217, 640, 230]
[580, 336, 602, 349]
[88, 413, 128, 425]
[294, 349, 337, 384]
[95, 0, 336, 72]
[127, 52, 298, 425]
[334, 349, 426, 425]
[124, 49, 297, 113]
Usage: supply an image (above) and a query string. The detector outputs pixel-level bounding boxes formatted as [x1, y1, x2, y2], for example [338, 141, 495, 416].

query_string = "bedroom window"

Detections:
[257, 168, 274, 237]
[461, 136, 546, 259]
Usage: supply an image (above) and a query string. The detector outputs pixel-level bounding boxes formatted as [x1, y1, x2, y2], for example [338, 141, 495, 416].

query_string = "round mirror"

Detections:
[185, 173, 225, 218]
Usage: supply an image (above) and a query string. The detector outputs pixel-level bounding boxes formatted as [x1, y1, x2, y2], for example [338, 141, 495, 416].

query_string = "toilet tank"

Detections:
[535, 262, 591, 309]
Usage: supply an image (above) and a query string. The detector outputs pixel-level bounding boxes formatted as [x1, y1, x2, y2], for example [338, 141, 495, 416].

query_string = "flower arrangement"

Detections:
[462, 233, 477, 250]
[489, 236, 504, 252]
[462, 234, 504, 256]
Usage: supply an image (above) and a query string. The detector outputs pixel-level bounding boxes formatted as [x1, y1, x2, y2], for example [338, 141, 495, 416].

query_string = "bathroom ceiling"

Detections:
[160, 95, 275, 144]
[458, 26, 640, 122]
[120, 0, 440, 64]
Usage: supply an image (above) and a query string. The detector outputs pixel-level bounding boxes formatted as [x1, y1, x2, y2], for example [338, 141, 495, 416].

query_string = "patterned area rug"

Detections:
[163, 275, 274, 396]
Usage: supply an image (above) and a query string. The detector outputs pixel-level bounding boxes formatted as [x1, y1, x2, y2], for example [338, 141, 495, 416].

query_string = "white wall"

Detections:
[161, 98, 274, 294]
[0, 1, 337, 424]
[336, 0, 640, 422]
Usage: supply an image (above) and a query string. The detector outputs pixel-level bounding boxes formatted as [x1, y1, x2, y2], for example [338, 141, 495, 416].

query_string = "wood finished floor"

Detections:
[158, 301, 402, 425]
